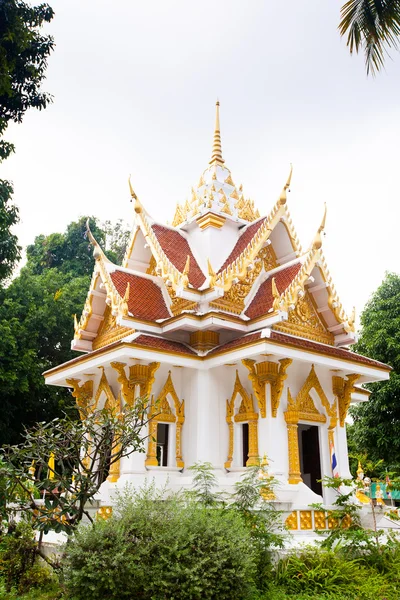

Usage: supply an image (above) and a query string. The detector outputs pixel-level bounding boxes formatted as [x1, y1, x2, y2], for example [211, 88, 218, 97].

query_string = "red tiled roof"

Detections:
[269, 331, 391, 370]
[245, 263, 302, 319]
[152, 224, 206, 289]
[133, 334, 197, 356]
[207, 332, 262, 355]
[110, 271, 170, 321]
[218, 218, 267, 274]
[206, 330, 390, 370]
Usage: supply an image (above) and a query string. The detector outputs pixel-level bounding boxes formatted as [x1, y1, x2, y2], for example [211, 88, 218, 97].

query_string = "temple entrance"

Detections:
[156, 423, 169, 466]
[242, 423, 249, 467]
[298, 424, 322, 496]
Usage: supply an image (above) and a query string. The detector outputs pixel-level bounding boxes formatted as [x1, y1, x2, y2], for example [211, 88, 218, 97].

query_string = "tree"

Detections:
[0, 402, 152, 539]
[0, 216, 130, 446]
[340, 0, 400, 75]
[349, 272, 400, 466]
[0, 0, 55, 284]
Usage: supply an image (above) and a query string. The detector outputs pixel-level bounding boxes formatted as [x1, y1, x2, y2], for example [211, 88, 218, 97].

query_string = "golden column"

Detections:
[247, 418, 260, 467]
[145, 417, 159, 467]
[284, 410, 302, 484]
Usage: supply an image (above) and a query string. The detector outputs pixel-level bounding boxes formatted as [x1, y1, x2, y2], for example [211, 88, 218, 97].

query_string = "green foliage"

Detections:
[0, 179, 20, 284]
[0, 522, 55, 594]
[339, 0, 400, 75]
[0, 0, 54, 284]
[1, 402, 151, 535]
[350, 273, 400, 466]
[187, 461, 222, 505]
[64, 483, 258, 600]
[0, 216, 130, 445]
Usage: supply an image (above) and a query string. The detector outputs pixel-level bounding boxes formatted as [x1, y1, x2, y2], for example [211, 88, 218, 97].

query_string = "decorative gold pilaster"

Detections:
[111, 362, 160, 406]
[145, 371, 185, 468]
[243, 358, 292, 418]
[332, 374, 360, 426]
[145, 418, 159, 467]
[225, 371, 259, 468]
[108, 443, 121, 482]
[284, 406, 302, 484]
[224, 420, 234, 469]
[66, 379, 94, 419]
[247, 420, 259, 467]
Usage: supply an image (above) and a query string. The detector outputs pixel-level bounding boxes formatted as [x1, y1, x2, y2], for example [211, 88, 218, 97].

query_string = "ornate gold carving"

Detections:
[333, 374, 360, 427]
[286, 364, 336, 424]
[225, 371, 258, 468]
[145, 371, 185, 468]
[66, 379, 94, 419]
[210, 245, 277, 315]
[285, 510, 298, 530]
[285, 414, 302, 484]
[284, 365, 337, 485]
[314, 511, 327, 530]
[189, 330, 220, 351]
[243, 358, 292, 418]
[236, 197, 260, 222]
[300, 510, 313, 530]
[97, 506, 113, 520]
[274, 292, 334, 346]
[147, 256, 198, 316]
[196, 212, 226, 230]
[74, 273, 98, 340]
[111, 362, 160, 407]
[92, 306, 131, 351]
[214, 201, 284, 292]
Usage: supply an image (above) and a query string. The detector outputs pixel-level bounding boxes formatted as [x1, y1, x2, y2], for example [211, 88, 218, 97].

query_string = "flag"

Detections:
[330, 439, 339, 478]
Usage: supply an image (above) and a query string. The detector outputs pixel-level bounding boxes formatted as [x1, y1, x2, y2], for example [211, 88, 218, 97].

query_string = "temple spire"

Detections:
[209, 100, 225, 166]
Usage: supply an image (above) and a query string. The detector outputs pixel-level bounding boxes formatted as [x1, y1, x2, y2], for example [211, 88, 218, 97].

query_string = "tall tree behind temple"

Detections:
[349, 273, 400, 467]
[0, 217, 129, 446]
[0, 0, 55, 284]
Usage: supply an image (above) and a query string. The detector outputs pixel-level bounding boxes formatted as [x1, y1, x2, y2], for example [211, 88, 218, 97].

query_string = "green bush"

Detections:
[64, 484, 258, 600]
[273, 546, 400, 599]
[0, 521, 55, 594]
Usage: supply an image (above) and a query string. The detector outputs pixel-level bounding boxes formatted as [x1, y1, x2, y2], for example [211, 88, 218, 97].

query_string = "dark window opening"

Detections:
[242, 423, 249, 467]
[156, 423, 169, 467]
[298, 424, 322, 496]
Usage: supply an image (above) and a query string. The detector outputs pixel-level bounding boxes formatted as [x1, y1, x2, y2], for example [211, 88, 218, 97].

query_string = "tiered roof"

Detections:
[72, 102, 360, 359]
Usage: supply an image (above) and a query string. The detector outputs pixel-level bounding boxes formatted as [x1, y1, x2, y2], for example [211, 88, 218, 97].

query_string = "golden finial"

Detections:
[260, 454, 269, 468]
[183, 255, 190, 276]
[207, 258, 216, 287]
[86, 219, 102, 260]
[272, 277, 281, 311]
[312, 203, 327, 250]
[209, 100, 225, 166]
[128, 175, 137, 201]
[123, 282, 130, 302]
[357, 461, 364, 477]
[278, 164, 293, 205]
[74, 314, 78, 331]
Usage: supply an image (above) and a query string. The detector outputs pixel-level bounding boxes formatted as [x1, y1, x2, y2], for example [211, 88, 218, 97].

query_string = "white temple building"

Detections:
[44, 102, 390, 531]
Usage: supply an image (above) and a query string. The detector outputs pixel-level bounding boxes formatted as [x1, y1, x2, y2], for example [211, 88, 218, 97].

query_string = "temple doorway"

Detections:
[298, 424, 322, 496]
[156, 423, 169, 466]
[242, 423, 249, 467]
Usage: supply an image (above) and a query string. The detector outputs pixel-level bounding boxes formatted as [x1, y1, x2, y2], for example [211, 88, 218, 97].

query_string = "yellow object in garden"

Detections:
[355, 489, 370, 504]
[47, 452, 55, 480]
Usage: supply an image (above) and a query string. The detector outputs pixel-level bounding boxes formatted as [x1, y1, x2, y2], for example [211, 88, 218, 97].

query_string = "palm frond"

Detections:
[339, 0, 400, 75]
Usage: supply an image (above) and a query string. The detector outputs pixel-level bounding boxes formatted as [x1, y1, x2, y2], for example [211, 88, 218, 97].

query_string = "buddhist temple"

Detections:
[44, 102, 390, 530]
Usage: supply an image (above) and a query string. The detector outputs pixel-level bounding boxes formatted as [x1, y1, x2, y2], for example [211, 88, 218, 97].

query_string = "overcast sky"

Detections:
[3, 0, 400, 325]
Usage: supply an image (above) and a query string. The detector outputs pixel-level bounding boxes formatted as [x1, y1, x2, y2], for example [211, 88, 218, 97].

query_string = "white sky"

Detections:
[3, 0, 400, 324]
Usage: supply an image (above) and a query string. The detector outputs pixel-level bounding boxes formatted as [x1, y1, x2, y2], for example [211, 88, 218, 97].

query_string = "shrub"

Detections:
[64, 484, 257, 600]
[0, 521, 55, 594]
